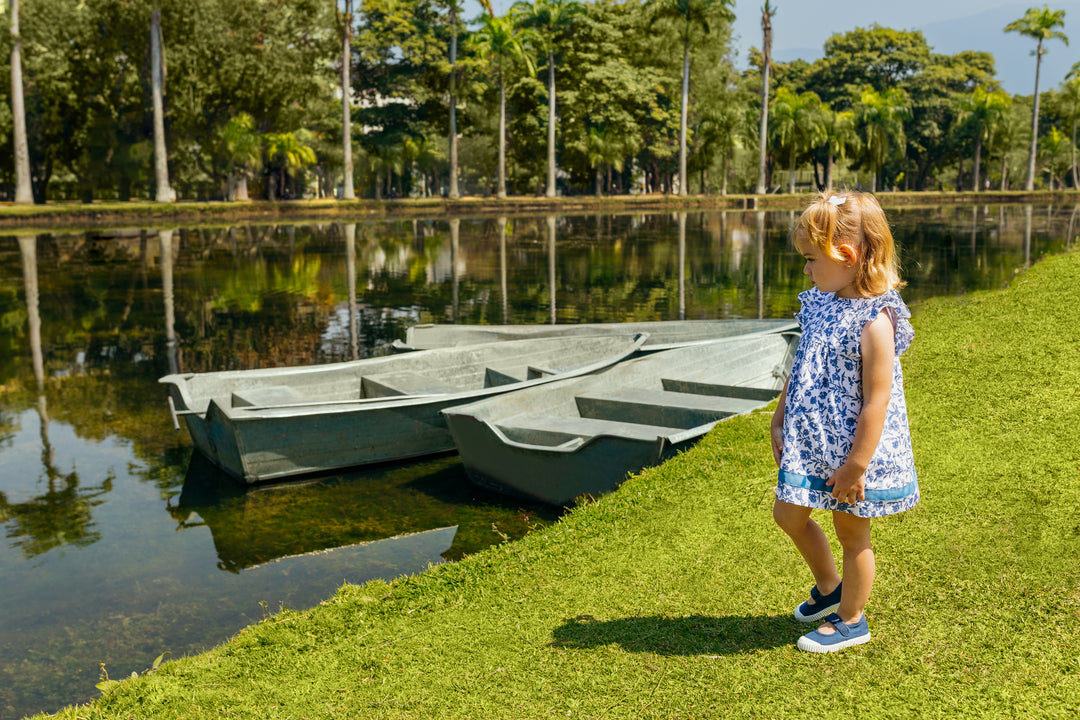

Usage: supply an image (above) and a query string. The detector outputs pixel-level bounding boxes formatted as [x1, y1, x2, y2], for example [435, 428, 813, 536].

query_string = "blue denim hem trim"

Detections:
[778, 469, 918, 502]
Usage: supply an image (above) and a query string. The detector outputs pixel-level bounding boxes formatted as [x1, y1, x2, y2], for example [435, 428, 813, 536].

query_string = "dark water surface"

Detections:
[0, 204, 1075, 718]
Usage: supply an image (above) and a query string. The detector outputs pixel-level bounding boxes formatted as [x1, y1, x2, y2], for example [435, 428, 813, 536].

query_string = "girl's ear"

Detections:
[836, 243, 859, 267]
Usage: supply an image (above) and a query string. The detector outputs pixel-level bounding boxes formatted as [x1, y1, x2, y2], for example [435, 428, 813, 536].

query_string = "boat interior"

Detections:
[493, 379, 781, 448]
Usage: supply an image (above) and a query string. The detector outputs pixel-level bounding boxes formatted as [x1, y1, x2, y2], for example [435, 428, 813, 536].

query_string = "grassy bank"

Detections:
[2, 189, 1079, 230]
[40, 250, 1080, 719]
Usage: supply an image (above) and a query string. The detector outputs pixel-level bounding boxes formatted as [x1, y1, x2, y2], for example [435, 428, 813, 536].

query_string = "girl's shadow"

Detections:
[550, 614, 794, 655]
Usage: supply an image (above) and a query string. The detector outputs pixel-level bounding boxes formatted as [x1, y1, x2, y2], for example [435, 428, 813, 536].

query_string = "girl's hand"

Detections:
[826, 463, 866, 504]
[770, 421, 784, 466]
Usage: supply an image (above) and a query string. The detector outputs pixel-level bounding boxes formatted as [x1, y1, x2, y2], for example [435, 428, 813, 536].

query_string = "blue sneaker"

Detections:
[793, 581, 842, 623]
[797, 613, 871, 653]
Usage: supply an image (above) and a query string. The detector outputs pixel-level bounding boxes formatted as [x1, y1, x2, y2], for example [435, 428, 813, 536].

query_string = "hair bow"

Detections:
[828, 195, 847, 206]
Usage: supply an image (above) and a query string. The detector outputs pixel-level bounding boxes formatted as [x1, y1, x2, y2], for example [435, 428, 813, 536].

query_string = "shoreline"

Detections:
[1, 189, 1078, 230]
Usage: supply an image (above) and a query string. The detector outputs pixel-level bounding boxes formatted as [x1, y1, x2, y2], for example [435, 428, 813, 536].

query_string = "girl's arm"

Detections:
[827, 311, 896, 502]
[770, 376, 790, 466]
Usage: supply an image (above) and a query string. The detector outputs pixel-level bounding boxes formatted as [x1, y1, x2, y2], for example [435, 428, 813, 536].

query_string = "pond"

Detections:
[0, 202, 1075, 719]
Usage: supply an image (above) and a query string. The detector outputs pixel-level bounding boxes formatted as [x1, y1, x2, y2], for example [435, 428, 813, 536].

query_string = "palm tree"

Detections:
[9, 0, 32, 203]
[854, 87, 910, 193]
[994, 104, 1028, 190]
[1039, 126, 1072, 189]
[150, 6, 172, 202]
[512, 0, 584, 198]
[822, 108, 859, 190]
[755, 0, 776, 195]
[769, 87, 825, 193]
[1005, 5, 1068, 191]
[472, 6, 535, 198]
[446, 0, 463, 198]
[219, 113, 262, 201]
[957, 86, 1012, 191]
[265, 131, 318, 200]
[340, 0, 355, 200]
[646, 0, 735, 196]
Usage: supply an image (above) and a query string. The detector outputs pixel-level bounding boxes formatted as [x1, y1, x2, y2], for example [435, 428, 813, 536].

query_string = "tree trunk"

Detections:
[448, 12, 459, 199]
[1001, 153, 1008, 191]
[1024, 39, 1043, 191]
[788, 147, 796, 194]
[678, 33, 689, 197]
[755, 18, 772, 195]
[342, 0, 355, 200]
[236, 174, 249, 201]
[825, 153, 834, 190]
[151, 8, 172, 202]
[1072, 119, 1078, 189]
[497, 69, 507, 199]
[546, 51, 556, 198]
[10, 0, 32, 204]
[973, 134, 982, 192]
[595, 166, 602, 196]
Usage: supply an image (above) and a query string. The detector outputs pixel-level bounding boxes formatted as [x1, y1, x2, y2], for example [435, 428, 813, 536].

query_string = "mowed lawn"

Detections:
[43, 249, 1080, 720]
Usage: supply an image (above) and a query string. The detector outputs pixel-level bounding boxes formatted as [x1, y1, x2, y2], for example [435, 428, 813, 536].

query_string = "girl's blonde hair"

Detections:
[795, 190, 905, 296]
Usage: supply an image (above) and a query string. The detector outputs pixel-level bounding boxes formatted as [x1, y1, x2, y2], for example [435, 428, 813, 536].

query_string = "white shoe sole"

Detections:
[797, 631, 872, 653]
[793, 600, 841, 623]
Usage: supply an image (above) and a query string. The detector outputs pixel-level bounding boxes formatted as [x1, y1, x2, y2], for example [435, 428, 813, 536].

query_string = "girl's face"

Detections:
[794, 234, 860, 298]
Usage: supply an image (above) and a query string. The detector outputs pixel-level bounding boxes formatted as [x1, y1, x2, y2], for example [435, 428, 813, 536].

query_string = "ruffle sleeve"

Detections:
[863, 289, 914, 356]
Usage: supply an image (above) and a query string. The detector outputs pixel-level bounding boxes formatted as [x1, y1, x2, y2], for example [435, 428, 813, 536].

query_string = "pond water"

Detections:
[0, 203, 1075, 719]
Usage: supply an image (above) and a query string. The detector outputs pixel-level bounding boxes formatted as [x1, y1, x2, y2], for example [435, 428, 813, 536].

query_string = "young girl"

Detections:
[770, 191, 919, 653]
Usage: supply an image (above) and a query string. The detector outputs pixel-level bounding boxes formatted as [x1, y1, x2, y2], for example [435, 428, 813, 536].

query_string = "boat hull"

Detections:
[399, 319, 798, 352]
[443, 333, 799, 505]
[160, 334, 647, 484]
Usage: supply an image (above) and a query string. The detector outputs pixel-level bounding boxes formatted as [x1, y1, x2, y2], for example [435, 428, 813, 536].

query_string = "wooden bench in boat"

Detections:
[495, 414, 686, 446]
[660, 378, 780, 402]
[483, 365, 563, 387]
[231, 385, 302, 408]
[361, 372, 457, 397]
[575, 388, 770, 428]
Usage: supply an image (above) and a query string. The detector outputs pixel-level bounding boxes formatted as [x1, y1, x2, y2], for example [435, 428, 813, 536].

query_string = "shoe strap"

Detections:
[824, 613, 851, 637]
[809, 585, 822, 602]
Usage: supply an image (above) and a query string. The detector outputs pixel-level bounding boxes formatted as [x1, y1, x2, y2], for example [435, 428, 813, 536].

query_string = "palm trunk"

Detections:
[151, 8, 172, 202]
[10, 0, 32, 204]
[1025, 39, 1043, 191]
[678, 33, 689, 197]
[788, 147, 796, 194]
[1071, 119, 1077, 189]
[973, 134, 982, 192]
[755, 19, 772, 195]
[448, 12, 460, 199]
[342, 0, 355, 200]
[1001, 153, 1008, 191]
[825, 152, 834, 190]
[497, 67, 507, 199]
[546, 50, 556, 198]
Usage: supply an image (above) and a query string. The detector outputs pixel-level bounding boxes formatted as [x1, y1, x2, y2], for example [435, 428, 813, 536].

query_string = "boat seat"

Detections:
[495, 414, 684, 446]
[575, 389, 768, 429]
[231, 385, 302, 408]
[484, 367, 525, 387]
[361, 372, 456, 397]
[661, 378, 780, 402]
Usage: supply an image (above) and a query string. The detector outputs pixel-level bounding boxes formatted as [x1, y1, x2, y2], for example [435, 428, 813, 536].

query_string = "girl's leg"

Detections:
[772, 500, 841, 596]
[831, 511, 874, 624]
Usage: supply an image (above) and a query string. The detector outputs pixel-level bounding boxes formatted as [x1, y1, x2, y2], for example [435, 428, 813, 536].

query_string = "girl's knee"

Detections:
[832, 512, 872, 549]
[773, 500, 810, 534]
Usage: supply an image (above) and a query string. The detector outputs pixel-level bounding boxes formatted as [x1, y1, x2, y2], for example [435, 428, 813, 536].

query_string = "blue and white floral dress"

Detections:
[776, 287, 920, 518]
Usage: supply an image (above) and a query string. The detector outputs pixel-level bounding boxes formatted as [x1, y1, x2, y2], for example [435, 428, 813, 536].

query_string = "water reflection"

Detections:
[0, 205, 1074, 719]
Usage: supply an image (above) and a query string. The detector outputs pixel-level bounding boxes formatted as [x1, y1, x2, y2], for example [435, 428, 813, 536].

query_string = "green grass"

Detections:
[40, 250, 1080, 719]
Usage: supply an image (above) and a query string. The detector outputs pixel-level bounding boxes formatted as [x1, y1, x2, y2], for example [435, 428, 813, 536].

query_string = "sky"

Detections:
[467, 0, 1080, 96]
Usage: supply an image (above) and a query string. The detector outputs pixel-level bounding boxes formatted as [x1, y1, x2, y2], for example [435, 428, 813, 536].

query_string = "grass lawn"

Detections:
[41, 249, 1080, 719]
